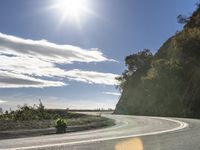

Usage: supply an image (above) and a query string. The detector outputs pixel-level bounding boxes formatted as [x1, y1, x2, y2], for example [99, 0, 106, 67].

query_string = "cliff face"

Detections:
[115, 5, 200, 118]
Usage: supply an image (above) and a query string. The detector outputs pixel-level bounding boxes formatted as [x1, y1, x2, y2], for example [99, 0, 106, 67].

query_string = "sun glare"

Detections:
[58, 0, 85, 18]
[50, 0, 92, 26]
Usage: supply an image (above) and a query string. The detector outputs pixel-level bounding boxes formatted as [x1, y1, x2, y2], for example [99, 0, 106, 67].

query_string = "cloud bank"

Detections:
[0, 33, 118, 88]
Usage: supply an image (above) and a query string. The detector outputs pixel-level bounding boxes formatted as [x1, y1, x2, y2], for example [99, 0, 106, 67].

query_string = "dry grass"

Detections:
[0, 115, 114, 131]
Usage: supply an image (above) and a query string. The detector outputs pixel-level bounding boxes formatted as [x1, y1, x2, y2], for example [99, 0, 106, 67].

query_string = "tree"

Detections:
[38, 99, 45, 111]
[5, 110, 8, 115]
[38, 99, 45, 119]
[116, 49, 153, 91]
[0, 107, 3, 114]
[177, 14, 189, 24]
[125, 49, 153, 72]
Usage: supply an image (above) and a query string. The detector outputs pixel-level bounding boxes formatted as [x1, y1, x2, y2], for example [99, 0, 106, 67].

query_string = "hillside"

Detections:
[115, 4, 200, 118]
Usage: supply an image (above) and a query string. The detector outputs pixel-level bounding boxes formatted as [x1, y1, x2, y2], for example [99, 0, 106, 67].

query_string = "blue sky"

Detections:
[0, 0, 198, 110]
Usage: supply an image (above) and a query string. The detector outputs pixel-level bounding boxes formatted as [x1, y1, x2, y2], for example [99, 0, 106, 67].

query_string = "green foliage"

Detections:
[55, 118, 67, 133]
[0, 101, 68, 121]
[116, 49, 153, 91]
[177, 14, 189, 24]
[125, 49, 153, 71]
[55, 118, 67, 127]
[14, 104, 38, 121]
[37, 99, 45, 119]
[115, 4, 200, 118]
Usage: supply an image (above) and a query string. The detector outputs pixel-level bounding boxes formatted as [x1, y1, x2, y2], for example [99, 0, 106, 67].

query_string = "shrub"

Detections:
[55, 118, 67, 133]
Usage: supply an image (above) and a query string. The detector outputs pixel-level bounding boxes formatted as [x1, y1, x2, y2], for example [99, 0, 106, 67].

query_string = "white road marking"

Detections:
[1, 117, 188, 150]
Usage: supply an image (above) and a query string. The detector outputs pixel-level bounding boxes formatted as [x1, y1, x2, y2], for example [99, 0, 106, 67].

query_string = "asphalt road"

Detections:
[0, 113, 200, 150]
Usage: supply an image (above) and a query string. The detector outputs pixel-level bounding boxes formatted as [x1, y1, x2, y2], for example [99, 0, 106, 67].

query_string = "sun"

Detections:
[57, 0, 85, 19]
[50, 0, 92, 25]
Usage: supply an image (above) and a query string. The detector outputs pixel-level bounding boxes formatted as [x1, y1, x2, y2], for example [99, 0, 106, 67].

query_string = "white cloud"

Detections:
[0, 55, 67, 78]
[65, 69, 119, 85]
[0, 70, 65, 88]
[0, 99, 7, 103]
[103, 92, 121, 96]
[0, 32, 110, 63]
[0, 33, 118, 88]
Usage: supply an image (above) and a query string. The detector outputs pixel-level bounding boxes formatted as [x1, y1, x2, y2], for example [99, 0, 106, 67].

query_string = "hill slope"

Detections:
[115, 5, 200, 118]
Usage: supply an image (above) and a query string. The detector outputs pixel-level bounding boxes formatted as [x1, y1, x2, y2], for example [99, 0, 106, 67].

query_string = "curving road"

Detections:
[0, 113, 200, 150]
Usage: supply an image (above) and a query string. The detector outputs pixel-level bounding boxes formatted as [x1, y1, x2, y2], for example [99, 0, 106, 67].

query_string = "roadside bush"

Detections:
[55, 118, 67, 134]
[0, 101, 63, 121]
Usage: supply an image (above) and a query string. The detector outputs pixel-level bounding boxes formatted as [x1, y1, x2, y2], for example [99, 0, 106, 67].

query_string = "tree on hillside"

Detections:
[116, 49, 153, 91]
[125, 49, 153, 72]
[177, 15, 189, 24]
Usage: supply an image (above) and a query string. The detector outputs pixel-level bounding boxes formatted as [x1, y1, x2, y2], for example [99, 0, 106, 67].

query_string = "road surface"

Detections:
[0, 114, 200, 150]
